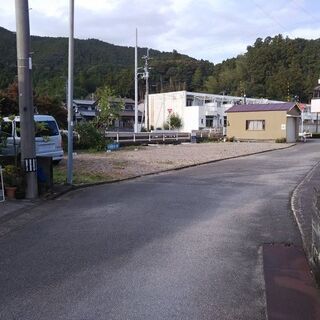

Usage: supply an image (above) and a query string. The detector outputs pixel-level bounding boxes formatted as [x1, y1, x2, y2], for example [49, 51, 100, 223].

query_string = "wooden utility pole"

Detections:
[15, 0, 38, 198]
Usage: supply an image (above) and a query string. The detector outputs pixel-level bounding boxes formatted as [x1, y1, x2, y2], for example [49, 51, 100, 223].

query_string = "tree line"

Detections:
[1, 27, 320, 121]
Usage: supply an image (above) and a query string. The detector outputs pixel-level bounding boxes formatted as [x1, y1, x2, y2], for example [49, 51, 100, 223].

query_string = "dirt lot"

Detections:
[57, 142, 292, 184]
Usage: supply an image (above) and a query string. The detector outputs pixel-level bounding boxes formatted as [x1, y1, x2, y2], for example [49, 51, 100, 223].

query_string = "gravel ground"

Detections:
[59, 142, 292, 182]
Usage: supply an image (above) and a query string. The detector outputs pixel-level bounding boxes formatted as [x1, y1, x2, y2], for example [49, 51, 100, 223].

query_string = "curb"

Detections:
[291, 159, 320, 280]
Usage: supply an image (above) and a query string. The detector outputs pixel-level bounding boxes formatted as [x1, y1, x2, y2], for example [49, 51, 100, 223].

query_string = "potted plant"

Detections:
[3, 164, 21, 199]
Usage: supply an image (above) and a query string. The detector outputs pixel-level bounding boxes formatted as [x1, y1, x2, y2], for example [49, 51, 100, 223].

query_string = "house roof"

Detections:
[73, 99, 97, 106]
[226, 102, 298, 113]
[78, 110, 97, 117]
[107, 97, 135, 103]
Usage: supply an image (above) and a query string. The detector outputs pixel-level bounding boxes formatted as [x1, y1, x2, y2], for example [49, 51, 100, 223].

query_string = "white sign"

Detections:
[311, 99, 320, 113]
[281, 124, 286, 130]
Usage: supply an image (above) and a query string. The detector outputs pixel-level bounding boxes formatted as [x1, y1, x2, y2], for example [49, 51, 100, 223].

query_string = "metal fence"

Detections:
[105, 131, 191, 144]
[300, 124, 320, 133]
[191, 128, 224, 139]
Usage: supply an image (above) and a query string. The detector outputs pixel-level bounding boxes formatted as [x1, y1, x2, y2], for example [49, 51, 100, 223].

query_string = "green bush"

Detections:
[275, 137, 286, 143]
[227, 136, 235, 142]
[75, 121, 106, 151]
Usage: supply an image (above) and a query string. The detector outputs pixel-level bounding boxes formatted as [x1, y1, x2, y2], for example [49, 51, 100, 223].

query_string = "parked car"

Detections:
[0, 115, 64, 164]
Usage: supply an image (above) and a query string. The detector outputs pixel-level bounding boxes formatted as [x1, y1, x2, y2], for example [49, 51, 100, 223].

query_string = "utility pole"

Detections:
[134, 28, 138, 133]
[15, 0, 38, 199]
[67, 0, 74, 184]
[142, 49, 151, 131]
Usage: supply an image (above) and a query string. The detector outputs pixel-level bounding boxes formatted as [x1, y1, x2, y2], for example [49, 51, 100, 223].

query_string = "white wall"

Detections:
[149, 91, 186, 129]
[184, 107, 200, 132]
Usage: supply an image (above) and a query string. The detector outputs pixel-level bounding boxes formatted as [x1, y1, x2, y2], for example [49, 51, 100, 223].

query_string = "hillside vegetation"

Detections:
[1, 27, 320, 103]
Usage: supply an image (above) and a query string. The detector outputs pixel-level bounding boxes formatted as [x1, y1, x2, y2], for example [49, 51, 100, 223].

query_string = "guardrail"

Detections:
[105, 131, 191, 144]
[192, 128, 224, 139]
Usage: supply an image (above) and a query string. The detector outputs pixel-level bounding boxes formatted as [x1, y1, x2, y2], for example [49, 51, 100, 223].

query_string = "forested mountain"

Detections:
[1, 26, 320, 103]
[205, 35, 320, 103]
[0, 27, 213, 100]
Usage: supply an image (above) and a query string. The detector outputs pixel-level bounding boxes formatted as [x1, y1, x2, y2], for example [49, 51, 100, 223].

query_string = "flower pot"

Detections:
[5, 186, 17, 200]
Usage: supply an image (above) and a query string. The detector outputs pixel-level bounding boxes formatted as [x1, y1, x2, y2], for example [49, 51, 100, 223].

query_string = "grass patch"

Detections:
[112, 160, 128, 169]
[159, 160, 174, 165]
[53, 166, 113, 185]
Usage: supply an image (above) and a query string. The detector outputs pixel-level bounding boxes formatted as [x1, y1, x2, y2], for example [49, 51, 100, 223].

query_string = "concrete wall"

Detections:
[149, 91, 186, 130]
[184, 107, 199, 132]
[227, 111, 288, 140]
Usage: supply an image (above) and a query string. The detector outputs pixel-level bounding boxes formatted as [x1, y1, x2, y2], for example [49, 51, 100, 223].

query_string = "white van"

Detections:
[0, 115, 64, 163]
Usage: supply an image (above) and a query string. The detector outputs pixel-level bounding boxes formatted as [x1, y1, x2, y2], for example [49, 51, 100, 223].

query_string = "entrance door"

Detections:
[286, 117, 296, 143]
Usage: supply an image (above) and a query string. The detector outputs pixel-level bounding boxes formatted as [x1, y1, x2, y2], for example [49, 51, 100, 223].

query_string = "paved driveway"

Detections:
[0, 141, 319, 320]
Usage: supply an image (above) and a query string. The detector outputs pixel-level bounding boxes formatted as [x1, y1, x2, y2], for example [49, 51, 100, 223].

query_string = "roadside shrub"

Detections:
[198, 136, 220, 143]
[275, 137, 286, 143]
[163, 123, 169, 130]
[75, 121, 106, 151]
[167, 113, 183, 130]
[227, 136, 235, 142]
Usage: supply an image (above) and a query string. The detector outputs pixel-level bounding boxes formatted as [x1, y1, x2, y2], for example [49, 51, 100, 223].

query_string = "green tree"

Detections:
[167, 112, 183, 130]
[95, 85, 124, 131]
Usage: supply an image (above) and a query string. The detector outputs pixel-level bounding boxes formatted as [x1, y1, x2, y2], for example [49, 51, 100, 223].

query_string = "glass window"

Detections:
[35, 121, 59, 137]
[206, 116, 213, 127]
[0, 122, 12, 137]
[246, 120, 265, 131]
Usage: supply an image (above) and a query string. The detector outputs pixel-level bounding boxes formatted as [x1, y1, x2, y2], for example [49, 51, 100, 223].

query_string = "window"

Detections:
[0, 122, 12, 137]
[14, 121, 59, 137]
[246, 120, 265, 131]
[206, 116, 213, 127]
[186, 97, 193, 106]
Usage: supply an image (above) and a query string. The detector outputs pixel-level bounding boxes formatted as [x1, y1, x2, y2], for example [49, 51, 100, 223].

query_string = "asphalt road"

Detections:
[1, 141, 320, 320]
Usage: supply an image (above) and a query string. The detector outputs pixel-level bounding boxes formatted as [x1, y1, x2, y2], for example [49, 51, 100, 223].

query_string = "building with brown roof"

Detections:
[226, 102, 301, 142]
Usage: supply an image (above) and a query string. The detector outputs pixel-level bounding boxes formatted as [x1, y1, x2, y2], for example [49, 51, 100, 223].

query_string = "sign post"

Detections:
[168, 108, 172, 130]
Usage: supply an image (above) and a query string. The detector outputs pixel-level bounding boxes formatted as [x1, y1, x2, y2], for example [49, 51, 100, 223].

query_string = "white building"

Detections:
[148, 91, 283, 132]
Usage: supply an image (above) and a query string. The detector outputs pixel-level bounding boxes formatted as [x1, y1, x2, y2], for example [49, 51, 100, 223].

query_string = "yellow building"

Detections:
[226, 103, 301, 143]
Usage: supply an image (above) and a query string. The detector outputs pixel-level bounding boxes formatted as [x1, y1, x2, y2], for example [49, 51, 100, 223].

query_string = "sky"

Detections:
[1, 0, 320, 64]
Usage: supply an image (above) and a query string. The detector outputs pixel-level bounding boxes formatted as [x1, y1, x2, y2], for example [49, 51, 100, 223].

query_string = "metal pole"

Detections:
[134, 28, 138, 133]
[15, 0, 38, 199]
[144, 48, 150, 131]
[301, 109, 304, 135]
[67, 0, 74, 184]
[145, 74, 149, 131]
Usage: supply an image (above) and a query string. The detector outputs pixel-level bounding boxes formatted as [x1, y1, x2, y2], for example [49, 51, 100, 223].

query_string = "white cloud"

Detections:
[286, 27, 320, 40]
[0, 0, 320, 63]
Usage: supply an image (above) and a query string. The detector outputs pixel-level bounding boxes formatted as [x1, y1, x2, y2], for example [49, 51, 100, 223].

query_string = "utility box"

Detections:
[191, 132, 197, 143]
[37, 156, 53, 195]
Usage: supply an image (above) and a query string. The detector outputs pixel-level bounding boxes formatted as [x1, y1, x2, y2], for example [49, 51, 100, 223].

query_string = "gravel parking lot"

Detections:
[59, 142, 292, 183]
